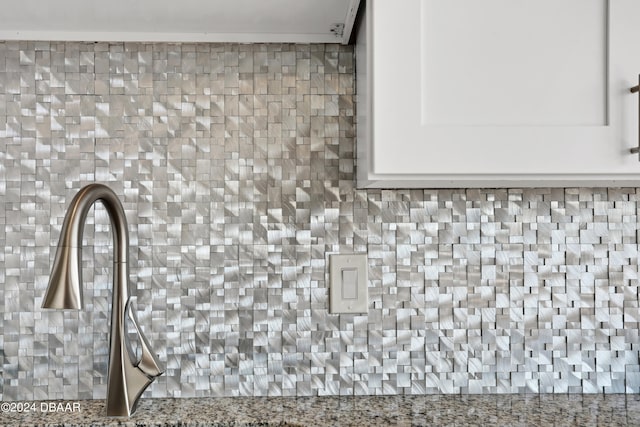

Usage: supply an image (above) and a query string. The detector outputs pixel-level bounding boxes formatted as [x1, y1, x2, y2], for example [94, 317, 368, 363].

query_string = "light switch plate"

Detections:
[329, 253, 368, 314]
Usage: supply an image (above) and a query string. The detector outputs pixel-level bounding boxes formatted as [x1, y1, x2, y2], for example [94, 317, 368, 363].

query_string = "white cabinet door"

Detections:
[356, 0, 640, 188]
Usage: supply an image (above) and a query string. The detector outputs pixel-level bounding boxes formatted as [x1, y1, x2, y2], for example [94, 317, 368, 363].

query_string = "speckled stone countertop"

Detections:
[2, 395, 640, 427]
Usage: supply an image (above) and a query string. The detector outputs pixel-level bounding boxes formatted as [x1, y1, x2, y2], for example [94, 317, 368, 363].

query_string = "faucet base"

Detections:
[106, 362, 160, 417]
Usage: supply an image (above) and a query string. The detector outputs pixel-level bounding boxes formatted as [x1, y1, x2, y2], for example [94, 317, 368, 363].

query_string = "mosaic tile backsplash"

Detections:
[1, 41, 640, 401]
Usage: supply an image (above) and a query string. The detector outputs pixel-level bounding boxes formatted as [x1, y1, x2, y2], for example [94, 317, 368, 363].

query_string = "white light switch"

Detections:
[330, 254, 368, 314]
[341, 269, 358, 299]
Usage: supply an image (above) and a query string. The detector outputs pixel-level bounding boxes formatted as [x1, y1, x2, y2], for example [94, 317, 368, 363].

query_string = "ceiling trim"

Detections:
[0, 0, 361, 45]
[0, 31, 346, 44]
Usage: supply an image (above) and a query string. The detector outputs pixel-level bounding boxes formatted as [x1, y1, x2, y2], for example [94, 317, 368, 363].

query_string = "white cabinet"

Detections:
[356, 0, 640, 188]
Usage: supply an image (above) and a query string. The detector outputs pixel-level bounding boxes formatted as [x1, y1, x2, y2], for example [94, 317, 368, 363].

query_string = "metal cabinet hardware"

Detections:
[631, 75, 640, 159]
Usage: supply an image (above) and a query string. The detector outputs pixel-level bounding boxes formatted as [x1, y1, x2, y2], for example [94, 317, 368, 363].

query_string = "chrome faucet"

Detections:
[42, 183, 163, 417]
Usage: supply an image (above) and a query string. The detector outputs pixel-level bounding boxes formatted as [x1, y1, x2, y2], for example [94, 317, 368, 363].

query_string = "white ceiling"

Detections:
[0, 0, 360, 44]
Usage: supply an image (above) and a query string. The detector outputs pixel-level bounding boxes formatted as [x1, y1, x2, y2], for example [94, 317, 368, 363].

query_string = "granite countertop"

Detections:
[2, 394, 640, 427]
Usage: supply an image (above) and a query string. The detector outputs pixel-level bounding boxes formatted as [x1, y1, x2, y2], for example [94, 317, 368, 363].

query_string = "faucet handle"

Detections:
[125, 297, 164, 378]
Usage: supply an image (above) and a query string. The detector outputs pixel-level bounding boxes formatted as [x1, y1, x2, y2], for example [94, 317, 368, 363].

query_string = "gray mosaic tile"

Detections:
[1, 41, 640, 402]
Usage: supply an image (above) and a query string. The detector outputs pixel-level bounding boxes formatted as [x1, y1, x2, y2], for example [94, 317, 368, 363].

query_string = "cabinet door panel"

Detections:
[421, 0, 607, 127]
[361, 0, 640, 187]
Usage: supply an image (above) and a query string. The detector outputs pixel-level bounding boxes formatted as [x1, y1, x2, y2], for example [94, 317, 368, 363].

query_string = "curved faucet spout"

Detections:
[42, 183, 163, 417]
